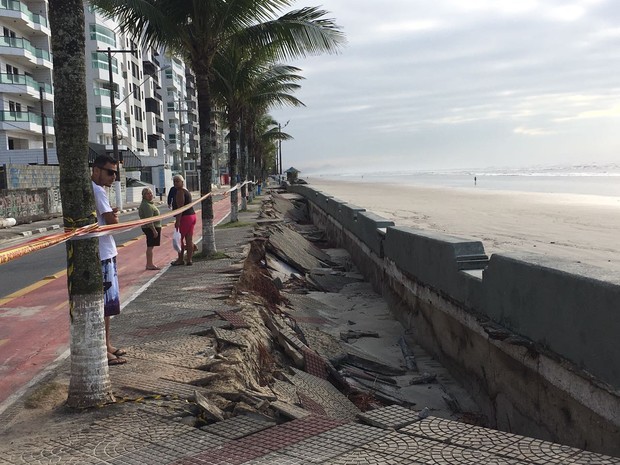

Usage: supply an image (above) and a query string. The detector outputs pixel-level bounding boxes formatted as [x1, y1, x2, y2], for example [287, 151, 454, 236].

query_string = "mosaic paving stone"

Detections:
[288, 368, 360, 421]
[400, 416, 600, 464]
[201, 414, 276, 440]
[271, 379, 300, 404]
[361, 431, 437, 462]
[172, 443, 269, 465]
[278, 434, 355, 463]
[216, 310, 250, 328]
[298, 392, 327, 416]
[500, 439, 612, 465]
[110, 371, 209, 400]
[3, 446, 106, 464]
[567, 451, 620, 465]
[122, 335, 217, 369]
[106, 443, 190, 465]
[212, 327, 248, 348]
[242, 452, 305, 464]
[281, 414, 346, 435]
[358, 405, 422, 430]
[273, 315, 307, 351]
[302, 347, 329, 379]
[323, 448, 418, 465]
[111, 358, 219, 386]
[271, 400, 312, 419]
[425, 443, 524, 465]
[315, 423, 391, 448]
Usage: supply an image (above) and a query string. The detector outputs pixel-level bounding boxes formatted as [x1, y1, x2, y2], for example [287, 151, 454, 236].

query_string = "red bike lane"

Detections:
[0, 195, 233, 409]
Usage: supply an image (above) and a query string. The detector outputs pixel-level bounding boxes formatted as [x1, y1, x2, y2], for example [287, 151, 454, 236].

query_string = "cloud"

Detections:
[271, 0, 620, 173]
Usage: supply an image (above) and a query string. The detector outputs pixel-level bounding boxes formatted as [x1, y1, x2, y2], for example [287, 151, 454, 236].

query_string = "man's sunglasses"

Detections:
[100, 167, 118, 176]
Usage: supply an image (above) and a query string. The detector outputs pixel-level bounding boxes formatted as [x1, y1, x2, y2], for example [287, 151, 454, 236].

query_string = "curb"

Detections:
[17, 207, 141, 238]
[19, 224, 61, 237]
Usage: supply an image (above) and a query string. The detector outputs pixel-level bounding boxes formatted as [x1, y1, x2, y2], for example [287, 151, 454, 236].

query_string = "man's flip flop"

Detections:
[170, 261, 184, 266]
[112, 348, 126, 357]
[108, 357, 127, 366]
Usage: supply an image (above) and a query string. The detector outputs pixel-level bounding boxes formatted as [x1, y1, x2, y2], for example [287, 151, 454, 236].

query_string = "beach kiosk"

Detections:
[285, 167, 300, 183]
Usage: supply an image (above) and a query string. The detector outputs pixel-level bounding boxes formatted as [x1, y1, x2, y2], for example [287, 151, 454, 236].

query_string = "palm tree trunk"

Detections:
[196, 71, 216, 254]
[239, 118, 248, 211]
[228, 120, 239, 222]
[49, 0, 113, 408]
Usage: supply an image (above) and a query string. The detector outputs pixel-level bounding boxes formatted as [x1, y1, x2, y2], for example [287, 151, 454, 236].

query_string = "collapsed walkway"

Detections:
[0, 191, 617, 464]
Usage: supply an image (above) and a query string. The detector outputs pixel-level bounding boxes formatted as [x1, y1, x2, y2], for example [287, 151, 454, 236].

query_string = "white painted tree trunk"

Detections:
[67, 294, 114, 408]
[202, 218, 217, 255]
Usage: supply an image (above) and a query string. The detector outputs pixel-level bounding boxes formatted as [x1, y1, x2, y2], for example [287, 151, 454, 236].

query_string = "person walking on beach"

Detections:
[170, 174, 197, 266]
[91, 155, 127, 366]
[139, 187, 162, 270]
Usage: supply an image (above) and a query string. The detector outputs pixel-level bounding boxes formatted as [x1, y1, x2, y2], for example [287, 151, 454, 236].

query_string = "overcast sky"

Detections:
[270, 0, 620, 174]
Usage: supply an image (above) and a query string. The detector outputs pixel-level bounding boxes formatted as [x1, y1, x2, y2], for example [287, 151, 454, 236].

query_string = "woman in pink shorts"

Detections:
[170, 175, 197, 266]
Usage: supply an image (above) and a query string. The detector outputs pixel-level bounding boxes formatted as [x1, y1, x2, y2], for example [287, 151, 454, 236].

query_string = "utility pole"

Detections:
[39, 87, 48, 165]
[97, 46, 135, 210]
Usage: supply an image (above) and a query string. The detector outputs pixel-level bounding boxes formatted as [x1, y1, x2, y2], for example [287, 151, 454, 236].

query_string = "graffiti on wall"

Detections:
[0, 188, 62, 222]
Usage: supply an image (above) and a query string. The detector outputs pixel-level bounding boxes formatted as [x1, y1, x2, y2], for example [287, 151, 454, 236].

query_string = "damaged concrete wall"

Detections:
[287, 184, 620, 457]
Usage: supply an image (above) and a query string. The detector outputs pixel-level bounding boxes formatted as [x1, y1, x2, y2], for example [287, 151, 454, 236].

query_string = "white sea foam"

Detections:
[312, 163, 620, 197]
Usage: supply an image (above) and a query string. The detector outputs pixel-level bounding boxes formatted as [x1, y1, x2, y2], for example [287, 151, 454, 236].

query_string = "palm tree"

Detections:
[92, 0, 345, 254]
[211, 42, 305, 220]
[49, 0, 114, 407]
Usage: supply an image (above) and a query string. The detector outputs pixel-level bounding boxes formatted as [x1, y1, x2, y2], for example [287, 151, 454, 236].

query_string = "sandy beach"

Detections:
[306, 179, 620, 273]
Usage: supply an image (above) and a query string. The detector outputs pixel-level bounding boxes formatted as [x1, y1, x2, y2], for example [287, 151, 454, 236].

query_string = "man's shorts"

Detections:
[102, 257, 121, 317]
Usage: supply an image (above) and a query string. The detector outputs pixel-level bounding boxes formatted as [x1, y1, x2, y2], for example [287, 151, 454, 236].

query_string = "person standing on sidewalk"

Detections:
[91, 155, 127, 366]
[139, 187, 162, 270]
[170, 174, 197, 266]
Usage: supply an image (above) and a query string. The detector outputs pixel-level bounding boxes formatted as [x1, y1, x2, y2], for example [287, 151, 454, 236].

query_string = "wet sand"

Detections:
[307, 179, 620, 273]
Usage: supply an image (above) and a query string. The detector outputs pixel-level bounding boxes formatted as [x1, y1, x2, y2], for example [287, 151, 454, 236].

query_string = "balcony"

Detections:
[0, 35, 52, 67]
[145, 97, 160, 116]
[0, 0, 49, 32]
[0, 110, 53, 132]
[0, 73, 52, 99]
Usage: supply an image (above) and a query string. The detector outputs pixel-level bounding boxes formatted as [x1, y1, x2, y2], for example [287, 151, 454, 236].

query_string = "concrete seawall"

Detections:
[288, 183, 620, 456]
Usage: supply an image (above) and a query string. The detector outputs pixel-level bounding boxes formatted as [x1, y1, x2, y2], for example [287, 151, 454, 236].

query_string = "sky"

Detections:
[270, 0, 620, 174]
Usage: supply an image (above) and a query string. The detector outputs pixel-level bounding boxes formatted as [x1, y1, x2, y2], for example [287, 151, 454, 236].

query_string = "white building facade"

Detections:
[0, 0, 54, 165]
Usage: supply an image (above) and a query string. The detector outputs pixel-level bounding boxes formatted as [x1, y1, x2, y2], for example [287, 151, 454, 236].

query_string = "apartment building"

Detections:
[84, 4, 167, 162]
[0, 0, 54, 165]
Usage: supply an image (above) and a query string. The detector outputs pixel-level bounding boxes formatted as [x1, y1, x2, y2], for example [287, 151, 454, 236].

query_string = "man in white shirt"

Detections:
[91, 155, 127, 366]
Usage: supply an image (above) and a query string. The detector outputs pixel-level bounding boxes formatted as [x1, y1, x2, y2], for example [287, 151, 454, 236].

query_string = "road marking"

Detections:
[0, 270, 65, 306]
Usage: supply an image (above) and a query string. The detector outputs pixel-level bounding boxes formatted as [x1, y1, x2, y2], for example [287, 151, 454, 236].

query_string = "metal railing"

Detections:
[0, 110, 53, 126]
[0, 35, 51, 61]
[0, 0, 48, 28]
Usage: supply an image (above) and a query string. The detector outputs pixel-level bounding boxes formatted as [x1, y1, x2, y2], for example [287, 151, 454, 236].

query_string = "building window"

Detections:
[95, 107, 120, 123]
[89, 24, 116, 47]
[91, 52, 118, 73]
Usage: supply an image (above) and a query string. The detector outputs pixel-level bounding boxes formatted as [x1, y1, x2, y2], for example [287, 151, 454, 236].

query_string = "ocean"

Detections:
[312, 163, 620, 198]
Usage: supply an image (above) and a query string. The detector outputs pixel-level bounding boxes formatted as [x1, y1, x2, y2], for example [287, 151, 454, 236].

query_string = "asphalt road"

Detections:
[0, 210, 176, 298]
